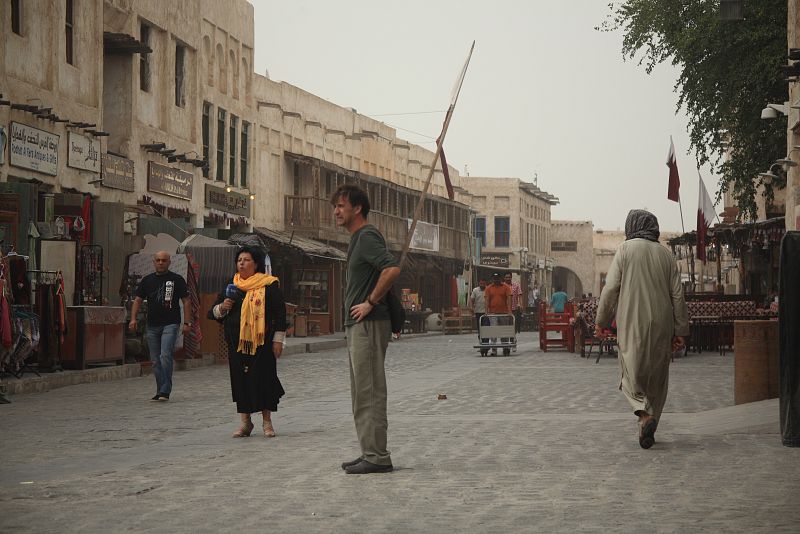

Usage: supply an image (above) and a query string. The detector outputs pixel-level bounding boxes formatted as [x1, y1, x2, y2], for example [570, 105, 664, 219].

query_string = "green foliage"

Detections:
[599, 0, 788, 220]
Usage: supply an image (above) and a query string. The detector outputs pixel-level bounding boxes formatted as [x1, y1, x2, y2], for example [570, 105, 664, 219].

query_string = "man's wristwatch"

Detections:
[184, 322, 192, 326]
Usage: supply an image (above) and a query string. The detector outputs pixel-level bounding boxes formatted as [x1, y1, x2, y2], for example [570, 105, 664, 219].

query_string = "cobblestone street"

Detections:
[1, 333, 797, 533]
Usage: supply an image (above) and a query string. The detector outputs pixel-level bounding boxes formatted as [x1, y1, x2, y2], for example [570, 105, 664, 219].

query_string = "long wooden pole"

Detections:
[399, 41, 475, 268]
[399, 107, 455, 268]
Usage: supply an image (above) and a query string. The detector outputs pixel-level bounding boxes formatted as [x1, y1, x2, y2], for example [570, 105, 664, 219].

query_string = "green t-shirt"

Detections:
[345, 224, 398, 326]
[550, 291, 568, 313]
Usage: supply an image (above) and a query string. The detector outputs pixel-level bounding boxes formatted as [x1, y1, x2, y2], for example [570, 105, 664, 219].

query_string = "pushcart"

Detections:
[474, 314, 517, 356]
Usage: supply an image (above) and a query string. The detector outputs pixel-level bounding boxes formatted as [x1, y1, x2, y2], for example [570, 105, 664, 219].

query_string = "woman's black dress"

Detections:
[208, 279, 287, 414]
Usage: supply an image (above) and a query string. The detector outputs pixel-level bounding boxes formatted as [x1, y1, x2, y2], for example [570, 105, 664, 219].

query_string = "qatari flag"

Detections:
[666, 136, 680, 202]
[696, 176, 716, 263]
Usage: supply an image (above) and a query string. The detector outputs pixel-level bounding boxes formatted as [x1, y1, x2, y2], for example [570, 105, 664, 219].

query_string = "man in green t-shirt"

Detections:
[332, 184, 400, 475]
[550, 286, 569, 313]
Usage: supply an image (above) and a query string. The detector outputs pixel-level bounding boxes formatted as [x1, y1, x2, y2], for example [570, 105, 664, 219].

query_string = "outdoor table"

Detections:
[404, 310, 431, 334]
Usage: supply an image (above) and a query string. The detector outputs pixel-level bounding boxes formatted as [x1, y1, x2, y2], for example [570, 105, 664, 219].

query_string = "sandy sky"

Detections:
[250, 0, 720, 233]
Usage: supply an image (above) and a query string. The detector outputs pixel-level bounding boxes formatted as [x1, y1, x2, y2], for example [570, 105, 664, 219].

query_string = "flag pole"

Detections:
[698, 167, 721, 225]
[399, 41, 475, 268]
[698, 167, 721, 292]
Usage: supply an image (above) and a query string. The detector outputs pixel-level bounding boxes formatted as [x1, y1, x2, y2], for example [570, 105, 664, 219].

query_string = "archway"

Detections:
[552, 266, 583, 298]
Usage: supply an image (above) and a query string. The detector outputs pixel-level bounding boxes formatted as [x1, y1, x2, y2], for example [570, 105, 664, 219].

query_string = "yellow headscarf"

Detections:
[233, 272, 278, 355]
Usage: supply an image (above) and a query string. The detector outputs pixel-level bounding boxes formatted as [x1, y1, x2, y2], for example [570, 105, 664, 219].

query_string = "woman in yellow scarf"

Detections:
[209, 246, 287, 437]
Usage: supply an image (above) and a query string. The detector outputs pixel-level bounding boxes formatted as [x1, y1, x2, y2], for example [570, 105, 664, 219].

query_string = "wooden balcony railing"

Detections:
[285, 195, 469, 259]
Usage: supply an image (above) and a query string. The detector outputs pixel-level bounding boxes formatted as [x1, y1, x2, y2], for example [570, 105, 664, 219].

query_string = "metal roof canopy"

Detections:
[254, 227, 346, 261]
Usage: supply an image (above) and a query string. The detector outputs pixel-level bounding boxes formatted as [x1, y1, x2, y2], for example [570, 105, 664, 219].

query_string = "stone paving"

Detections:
[0, 332, 798, 533]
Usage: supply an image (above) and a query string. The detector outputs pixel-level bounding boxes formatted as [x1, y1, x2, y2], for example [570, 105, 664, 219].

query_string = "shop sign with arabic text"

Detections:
[406, 219, 440, 252]
[9, 122, 59, 176]
[101, 153, 135, 192]
[204, 184, 250, 217]
[147, 161, 193, 200]
[67, 132, 100, 173]
[481, 254, 509, 267]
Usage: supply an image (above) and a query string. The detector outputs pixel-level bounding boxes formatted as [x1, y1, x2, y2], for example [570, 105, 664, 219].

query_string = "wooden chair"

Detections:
[538, 301, 574, 352]
[442, 307, 463, 334]
[458, 307, 475, 333]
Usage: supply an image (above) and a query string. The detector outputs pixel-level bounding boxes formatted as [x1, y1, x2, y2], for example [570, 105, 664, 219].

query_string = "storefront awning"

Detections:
[104, 32, 152, 55]
[254, 227, 347, 261]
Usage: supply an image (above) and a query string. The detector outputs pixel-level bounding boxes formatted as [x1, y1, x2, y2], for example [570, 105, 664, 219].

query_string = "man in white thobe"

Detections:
[596, 210, 689, 449]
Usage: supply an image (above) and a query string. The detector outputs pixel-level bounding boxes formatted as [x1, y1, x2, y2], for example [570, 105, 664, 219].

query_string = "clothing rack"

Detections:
[25, 269, 65, 373]
[0, 253, 42, 378]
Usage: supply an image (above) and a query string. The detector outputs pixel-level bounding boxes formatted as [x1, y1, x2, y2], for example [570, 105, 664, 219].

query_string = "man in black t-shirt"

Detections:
[129, 251, 190, 401]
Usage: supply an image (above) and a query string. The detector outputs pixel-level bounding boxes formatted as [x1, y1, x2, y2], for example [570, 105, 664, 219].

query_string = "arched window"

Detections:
[216, 43, 226, 94]
[241, 56, 250, 100]
[230, 50, 239, 99]
[203, 36, 212, 86]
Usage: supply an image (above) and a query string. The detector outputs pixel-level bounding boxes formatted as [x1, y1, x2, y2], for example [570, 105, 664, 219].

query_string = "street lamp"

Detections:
[758, 163, 782, 185]
[760, 103, 788, 119]
[775, 156, 797, 168]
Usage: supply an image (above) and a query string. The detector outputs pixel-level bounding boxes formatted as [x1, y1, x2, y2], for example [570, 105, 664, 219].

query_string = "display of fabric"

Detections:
[183, 254, 203, 359]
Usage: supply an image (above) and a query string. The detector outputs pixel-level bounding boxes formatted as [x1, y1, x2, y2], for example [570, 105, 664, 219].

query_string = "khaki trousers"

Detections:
[346, 319, 392, 466]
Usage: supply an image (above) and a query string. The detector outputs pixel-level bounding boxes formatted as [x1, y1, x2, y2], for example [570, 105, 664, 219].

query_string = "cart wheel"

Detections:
[503, 348, 510, 356]
[480, 349, 488, 357]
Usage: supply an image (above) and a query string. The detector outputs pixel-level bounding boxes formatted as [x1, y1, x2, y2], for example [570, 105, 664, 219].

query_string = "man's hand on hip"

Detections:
[350, 301, 374, 322]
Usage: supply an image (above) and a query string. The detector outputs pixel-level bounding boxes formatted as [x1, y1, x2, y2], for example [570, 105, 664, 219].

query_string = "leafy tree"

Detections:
[599, 0, 788, 220]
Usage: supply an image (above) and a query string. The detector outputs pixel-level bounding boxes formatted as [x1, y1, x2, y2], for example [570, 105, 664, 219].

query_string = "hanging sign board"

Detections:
[9, 122, 59, 175]
[147, 161, 193, 200]
[406, 219, 440, 252]
[101, 153, 135, 192]
[204, 184, 250, 217]
[67, 132, 101, 173]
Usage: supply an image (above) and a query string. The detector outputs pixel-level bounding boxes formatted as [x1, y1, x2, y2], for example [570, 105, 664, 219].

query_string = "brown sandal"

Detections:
[232, 420, 254, 438]
[263, 420, 276, 438]
[638, 418, 657, 449]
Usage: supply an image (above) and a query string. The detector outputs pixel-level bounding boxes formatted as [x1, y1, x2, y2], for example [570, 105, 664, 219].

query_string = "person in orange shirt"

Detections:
[484, 273, 511, 314]
[481, 273, 513, 354]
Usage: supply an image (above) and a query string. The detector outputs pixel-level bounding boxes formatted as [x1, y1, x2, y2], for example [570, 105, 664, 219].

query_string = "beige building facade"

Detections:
[592, 229, 626, 297]
[460, 176, 558, 301]
[0, 0, 472, 320]
[1, 0, 463, 228]
[549, 221, 594, 298]
[548, 223, 684, 300]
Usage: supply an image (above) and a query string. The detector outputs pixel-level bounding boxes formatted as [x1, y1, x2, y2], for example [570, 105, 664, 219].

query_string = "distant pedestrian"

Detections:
[550, 286, 568, 313]
[504, 273, 522, 333]
[485, 273, 511, 315]
[469, 278, 487, 329]
[530, 283, 541, 330]
[209, 246, 287, 438]
[332, 184, 400, 474]
[595, 210, 688, 449]
[483, 272, 512, 354]
[529, 283, 539, 312]
[129, 251, 191, 401]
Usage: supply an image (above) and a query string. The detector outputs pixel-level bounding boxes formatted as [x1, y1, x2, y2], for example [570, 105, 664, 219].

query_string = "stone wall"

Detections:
[550, 221, 594, 298]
